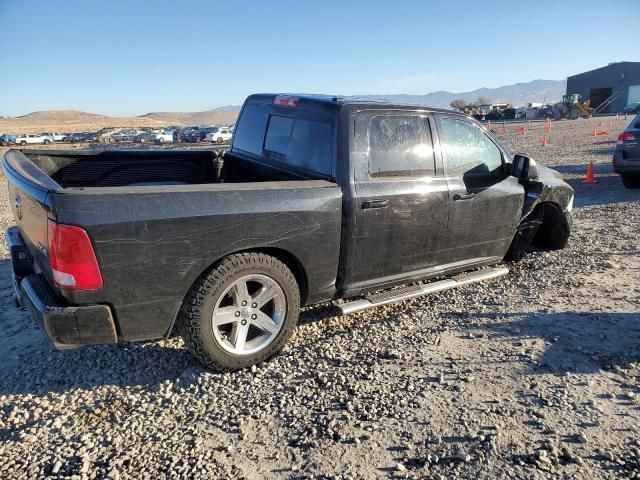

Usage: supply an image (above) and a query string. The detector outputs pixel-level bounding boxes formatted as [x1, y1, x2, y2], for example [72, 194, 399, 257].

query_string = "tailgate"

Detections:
[3, 150, 61, 281]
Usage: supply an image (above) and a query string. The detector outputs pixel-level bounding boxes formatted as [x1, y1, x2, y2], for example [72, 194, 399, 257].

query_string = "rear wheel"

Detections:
[178, 252, 300, 371]
[621, 175, 640, 189]
[43, 139, 51, 145]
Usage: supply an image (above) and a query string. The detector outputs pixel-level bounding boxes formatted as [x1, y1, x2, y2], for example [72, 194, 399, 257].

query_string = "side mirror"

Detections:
[512, 154, 538, 180]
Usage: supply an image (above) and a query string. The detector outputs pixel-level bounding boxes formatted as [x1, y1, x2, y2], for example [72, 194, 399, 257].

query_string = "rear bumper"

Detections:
[613, 152, 640, 174]
[5, 226, 118, 347]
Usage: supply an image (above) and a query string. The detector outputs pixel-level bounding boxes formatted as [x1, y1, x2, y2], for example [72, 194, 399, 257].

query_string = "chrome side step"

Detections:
[333, 266, 509, 315]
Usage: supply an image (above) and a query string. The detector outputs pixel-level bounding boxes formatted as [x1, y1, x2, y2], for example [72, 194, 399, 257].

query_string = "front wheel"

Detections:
[217, 137, 224, 144]
[534, 204, 571, 249]
[621, 175, 640, 189]
[178, 253, 300, 371]
[20, 141, 27, 146]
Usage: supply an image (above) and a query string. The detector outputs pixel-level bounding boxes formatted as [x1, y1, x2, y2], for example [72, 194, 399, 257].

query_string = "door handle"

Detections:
[362, 199, 390, 209]
[453, 192, 475, 201]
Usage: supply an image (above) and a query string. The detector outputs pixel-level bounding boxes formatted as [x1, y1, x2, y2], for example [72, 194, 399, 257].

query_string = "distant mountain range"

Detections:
[358, 79, 566, 108]
[138, 106, 239, 125]
[5, 79, 566, 127]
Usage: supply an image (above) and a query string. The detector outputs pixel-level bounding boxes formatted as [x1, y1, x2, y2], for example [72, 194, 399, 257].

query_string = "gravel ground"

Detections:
[0, 116, 639, 479]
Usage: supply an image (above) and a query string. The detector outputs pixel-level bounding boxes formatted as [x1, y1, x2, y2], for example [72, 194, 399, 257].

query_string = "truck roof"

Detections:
[247, 93, 463, 116]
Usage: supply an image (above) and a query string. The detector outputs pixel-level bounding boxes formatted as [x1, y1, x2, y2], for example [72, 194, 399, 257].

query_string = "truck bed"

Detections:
[3, 149, 342, 342]
[20, 148, 306, 187]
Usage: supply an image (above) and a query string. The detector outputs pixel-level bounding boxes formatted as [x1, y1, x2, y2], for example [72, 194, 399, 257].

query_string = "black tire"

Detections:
[621, 175, 640, 189]
[20, 141, 26, 146]
[217, 137, 224, 144]
[178, 252, 300, 371]
[534, 204, 571, 250]
[43, 139, 51, 145]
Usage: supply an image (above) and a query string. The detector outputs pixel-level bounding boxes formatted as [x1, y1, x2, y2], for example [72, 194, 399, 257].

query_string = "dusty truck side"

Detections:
[4, 94, 574, 371]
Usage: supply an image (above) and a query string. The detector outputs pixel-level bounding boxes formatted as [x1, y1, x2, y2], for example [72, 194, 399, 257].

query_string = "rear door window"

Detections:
[438, 116, 503, 176]
[367, 114, 435, 177]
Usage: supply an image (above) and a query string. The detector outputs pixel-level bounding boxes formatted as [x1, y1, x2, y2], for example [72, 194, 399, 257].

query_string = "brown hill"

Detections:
[0, 110, 171, 134]
[0, 108, 241, 135]
[16, 110, 107, 121]
[139, 109, 240, 126]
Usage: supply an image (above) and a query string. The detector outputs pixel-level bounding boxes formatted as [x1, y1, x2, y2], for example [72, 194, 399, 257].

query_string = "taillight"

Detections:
[617, 132, 635, 144]
[48, 220, 103, 290]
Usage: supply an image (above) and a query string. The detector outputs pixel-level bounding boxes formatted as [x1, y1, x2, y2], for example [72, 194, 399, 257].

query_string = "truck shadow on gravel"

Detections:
[481, 311, 640, 375]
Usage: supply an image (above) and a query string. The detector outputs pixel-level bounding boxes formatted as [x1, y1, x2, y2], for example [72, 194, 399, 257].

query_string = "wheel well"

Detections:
[247, 247, 309, 305]
[167, 247, 309, 338]
[532, 201, 567, 247]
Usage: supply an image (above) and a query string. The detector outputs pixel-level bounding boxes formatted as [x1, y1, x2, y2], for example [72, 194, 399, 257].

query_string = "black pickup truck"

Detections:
[4, 94, 574, 371]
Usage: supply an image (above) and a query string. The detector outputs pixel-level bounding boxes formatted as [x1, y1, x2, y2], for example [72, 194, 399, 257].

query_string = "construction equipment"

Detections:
[541, 93, 593, 120]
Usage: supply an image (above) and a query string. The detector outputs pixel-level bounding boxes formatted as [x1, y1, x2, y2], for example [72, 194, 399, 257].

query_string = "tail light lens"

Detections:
[617, 132, 635, 144]
[48, 220, 103, 290]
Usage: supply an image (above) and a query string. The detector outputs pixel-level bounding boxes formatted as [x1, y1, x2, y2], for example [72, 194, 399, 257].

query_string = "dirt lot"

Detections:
[0, 117, 638, 479]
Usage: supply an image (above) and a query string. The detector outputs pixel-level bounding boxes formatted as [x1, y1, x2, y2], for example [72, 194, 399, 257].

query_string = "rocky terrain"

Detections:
[0, 116, 638, 479]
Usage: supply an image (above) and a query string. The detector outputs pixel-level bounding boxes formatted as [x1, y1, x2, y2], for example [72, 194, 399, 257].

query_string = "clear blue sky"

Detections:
[1, 0, 638, 116]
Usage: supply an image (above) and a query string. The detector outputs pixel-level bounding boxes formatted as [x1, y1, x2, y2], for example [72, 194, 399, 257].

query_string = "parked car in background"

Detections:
[154, 130, 175, 144]
[110, 129, 146, 142]
[181, 126, 219, 142]
[0, 134, 16, 146]
[14, 134, 52, 146]
[67, 132, 94, 143]
[613, 115, 640, 189]
[205, 127, 233, 143]
[42, 132, 66, 142]
[624, 102, 640, 114]
[134, 130, 157, 143]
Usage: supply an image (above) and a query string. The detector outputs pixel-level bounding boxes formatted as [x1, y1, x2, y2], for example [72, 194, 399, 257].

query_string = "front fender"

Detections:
[521, 165, 574, 220]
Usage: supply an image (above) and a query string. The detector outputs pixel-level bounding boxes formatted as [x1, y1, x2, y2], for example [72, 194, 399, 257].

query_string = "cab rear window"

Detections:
[264, 114, 333, 175]
[232, 103, 269, 155]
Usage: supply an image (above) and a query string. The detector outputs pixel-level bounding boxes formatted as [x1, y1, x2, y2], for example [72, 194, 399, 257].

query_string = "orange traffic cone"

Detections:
[541, 136, 547, 147]
[572, 123, 576, 129]
[519, 126, 526, 134]
[546, 124, 551, 133]
[592, 129, 596, 136]
[583, 161, 596, 184]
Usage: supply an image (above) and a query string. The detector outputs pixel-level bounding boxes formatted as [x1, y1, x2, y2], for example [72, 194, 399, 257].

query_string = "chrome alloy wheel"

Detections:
[211, 274, 286, 355]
